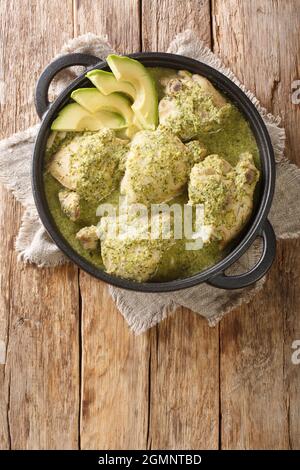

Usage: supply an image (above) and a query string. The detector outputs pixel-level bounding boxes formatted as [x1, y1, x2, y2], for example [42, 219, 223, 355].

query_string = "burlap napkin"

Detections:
[1, 31, 300, 334]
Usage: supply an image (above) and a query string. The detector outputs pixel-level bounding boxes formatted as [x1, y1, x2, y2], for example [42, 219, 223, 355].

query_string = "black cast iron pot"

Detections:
[33, 52, 276, 292]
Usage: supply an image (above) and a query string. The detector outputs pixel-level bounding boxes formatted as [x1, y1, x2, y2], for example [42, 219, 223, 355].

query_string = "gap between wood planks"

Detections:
[72, 0, 83, 450]
[77, 271, 82, 449]
[210, 0, 221, 451]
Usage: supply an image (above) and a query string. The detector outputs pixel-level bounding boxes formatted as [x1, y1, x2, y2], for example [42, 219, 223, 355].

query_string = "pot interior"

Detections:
[33, 53, 275, 292]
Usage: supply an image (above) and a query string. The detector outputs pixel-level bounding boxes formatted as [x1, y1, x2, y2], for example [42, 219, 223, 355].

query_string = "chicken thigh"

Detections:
[120, 128, 192, 205]
[48, 128, 128, 205]
[188, 152, 259, 246]
[159, 72, 231, 141]
[98, 209, 175, 282]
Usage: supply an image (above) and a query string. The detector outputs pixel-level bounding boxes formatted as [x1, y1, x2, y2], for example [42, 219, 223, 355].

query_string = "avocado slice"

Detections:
[51, 103, 125, 132]
[71, 88, 134, 126]
[86, 69, 136, 100]
[106, 54, 158, 130]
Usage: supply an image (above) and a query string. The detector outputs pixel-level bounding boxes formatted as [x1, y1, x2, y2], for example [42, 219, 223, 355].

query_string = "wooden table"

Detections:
[0, 0, 299, 450]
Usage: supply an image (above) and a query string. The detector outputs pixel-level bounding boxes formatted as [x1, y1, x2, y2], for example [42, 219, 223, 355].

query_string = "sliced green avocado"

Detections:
[51, 103, 125, 132]
[106, 54, 158, 130]
[71, 88, 134, 125]
[86, 69, 136, 100]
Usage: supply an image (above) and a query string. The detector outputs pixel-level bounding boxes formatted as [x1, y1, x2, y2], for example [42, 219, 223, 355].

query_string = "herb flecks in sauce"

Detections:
[121, 128, 192, 205]
[44, 67, 260, 282]
[159, 73, 232, 141]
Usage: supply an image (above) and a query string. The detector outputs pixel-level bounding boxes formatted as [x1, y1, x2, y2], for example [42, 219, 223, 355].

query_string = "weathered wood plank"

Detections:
[142, 0, 220, 450]
[280, 240, 300, 449]
[219, 270, 290, 449]
[75, 0, 150, 450]
[143, 0, 212, 51]
[148, 310, 219, 449]
[1, 0, 298, 451]
[0, 0, 79, 449]
[74, 0, 141, 53]
[79, 277, 150, 450]
[213, 0, 300, 449]
[213, 0, 300, 165]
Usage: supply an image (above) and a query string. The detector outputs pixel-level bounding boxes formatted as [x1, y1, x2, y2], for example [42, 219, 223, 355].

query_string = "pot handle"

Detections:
[35, 53, 101, 119]
[207, 219, 276, 289]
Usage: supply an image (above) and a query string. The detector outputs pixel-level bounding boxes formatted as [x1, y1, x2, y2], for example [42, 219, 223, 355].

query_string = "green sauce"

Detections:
[44, 67, 259, 282]
[44, 172, 104, 266]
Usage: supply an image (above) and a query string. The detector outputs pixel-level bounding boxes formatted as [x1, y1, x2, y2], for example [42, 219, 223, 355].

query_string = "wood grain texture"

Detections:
[74, 0, 141, 53]
[79, 277, 150, 450]
[142, 0, 220, 450]
[0, 0, 299, 450]
[148, 310, 219, 449]
[213, 0, 300, 449]
[0, 0, 79, 450]
[280, 240, 300, 449]
[220, 266, 290, 449]
[142, 0, 212, 51]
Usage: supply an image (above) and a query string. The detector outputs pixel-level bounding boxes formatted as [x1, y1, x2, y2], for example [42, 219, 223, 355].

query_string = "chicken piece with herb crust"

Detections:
[58, 190, 81, 222]
[185, 140, 207, 163]
[225, 152, 260, 244]
[48, 128, 128, 205]
[159, 72, 231, 141]
[188, 153, 259, 246]
[76, 225, 99, 251]
[120, 128, 193, 205]
[99, 211, 175, 282]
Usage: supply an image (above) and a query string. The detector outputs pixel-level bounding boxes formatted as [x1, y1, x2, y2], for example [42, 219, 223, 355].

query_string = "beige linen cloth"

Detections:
[1, 31, 300, 334]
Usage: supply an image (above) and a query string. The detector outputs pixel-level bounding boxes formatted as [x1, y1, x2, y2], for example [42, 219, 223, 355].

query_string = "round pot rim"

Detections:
[32, 52, 276, 293]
